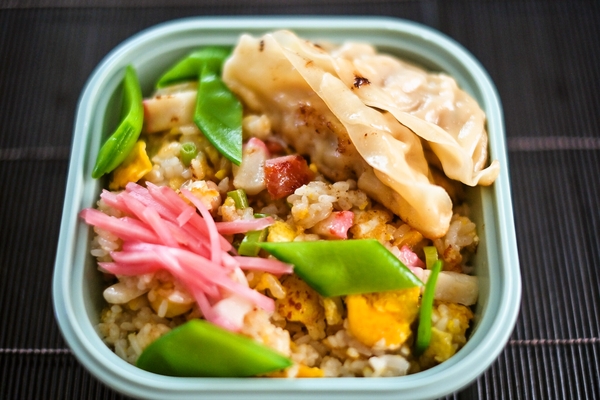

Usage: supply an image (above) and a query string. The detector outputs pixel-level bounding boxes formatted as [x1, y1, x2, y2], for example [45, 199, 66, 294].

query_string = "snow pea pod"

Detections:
[155, 47, 243, 165]
[194, 63, 243, 165]
[415, 259, 443, 355]
[258, 239, 422, 297]
[136, 319, 292, 377]
[92, 65, 143, 179]
[155, 47, 231, 88]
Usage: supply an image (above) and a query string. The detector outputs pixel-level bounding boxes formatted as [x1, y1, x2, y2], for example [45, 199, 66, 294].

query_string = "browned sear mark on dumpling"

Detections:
[353, 75, 370, 88]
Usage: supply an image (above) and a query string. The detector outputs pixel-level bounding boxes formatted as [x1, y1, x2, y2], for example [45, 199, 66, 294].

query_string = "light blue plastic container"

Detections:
[53, 16, 521, 400]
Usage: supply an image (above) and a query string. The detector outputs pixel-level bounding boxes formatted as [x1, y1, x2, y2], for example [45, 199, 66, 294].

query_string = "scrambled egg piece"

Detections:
[420, 328, 454, 367]
[392, 227, 424, 250]
[276, 274, 325, 339]
[349, 209, 394, 243]
[109, 140, 152, 190]
[346, 287, 420, 349]
[252, 272, 286, 299]
[297, 364, 324, 377]
[181, 179, 221, 212]
[418, 302, 473, 368]
[267, 221, 297, 242]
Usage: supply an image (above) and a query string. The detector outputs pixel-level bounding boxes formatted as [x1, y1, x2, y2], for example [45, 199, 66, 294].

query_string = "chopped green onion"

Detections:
[259, 239, 422, 297]
[423, 246, 438, 270]
[415, 259, 443, 355]
[238, 229, 268, 257]
[227, 189, 249, 209]
[253, 213, 268, 219]
[180, 142, 198, 167]
[136, 320, 292, 377]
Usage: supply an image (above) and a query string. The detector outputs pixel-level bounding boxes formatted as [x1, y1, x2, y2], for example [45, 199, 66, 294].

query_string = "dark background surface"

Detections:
[1, 1, 599, 399]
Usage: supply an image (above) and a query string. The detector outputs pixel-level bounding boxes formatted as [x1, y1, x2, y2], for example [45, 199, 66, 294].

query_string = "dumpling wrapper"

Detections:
[270, 36, 452, 238]
[270, 32, 498, 186]
[223, 31, 498, 238]
[330, 43, 500, 186]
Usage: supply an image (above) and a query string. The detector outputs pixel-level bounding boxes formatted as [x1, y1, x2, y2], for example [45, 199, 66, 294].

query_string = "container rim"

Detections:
[53, 15, 521, 400]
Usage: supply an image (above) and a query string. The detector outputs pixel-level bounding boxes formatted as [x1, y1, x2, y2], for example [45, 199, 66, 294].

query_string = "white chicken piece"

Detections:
[420, 270, 479, 306]
[143, 83, 197, 134]
[232, 137, 269, 195]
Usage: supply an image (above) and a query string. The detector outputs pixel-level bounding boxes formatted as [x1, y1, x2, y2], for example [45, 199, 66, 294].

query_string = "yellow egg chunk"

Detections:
[443, 302, 473, 339]
[253, 272, 286, 299]
[264, 364, 323, 378]
[276, 274, 325, 339]
[346, 287, 420, 349]
[322, 297, 344, 325]
[109, 140, 152, 190]
[267, 221, 297, 243]
[418, 328, 454, 368]
[296, 364, 324, 378]
[393, 229, 424, 249]
[418, 302, 473, 369]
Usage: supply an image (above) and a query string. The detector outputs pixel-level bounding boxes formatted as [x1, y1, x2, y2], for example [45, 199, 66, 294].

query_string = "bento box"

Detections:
[53, 16, 521, 400]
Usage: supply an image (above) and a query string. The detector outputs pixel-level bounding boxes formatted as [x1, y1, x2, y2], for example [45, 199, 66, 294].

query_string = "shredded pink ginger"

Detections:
[80, 182, 293, 332]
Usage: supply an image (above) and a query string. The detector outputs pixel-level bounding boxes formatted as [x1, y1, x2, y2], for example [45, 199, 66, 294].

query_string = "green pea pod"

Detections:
[91, 65, 143, 179]
[415, 259, 443, 355]
[259, 239, 423, 297]
[194, 63, 243, 165]
[136, 319, 293, 377]
[155, 47, 231, 88]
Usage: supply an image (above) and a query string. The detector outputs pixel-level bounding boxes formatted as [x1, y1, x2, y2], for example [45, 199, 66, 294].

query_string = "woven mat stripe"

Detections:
[2, 139, 600, 162]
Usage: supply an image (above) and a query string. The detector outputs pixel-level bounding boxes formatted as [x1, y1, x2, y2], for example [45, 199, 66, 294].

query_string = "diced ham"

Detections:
[264, 137, 288, 155]
[397, 245, 425, 268]
[310, 211, 354, 239]
[264, 155, 314, 199]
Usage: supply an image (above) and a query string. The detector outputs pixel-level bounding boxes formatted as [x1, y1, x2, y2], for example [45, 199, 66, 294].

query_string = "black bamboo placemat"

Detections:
[1, 1, 599, 399]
